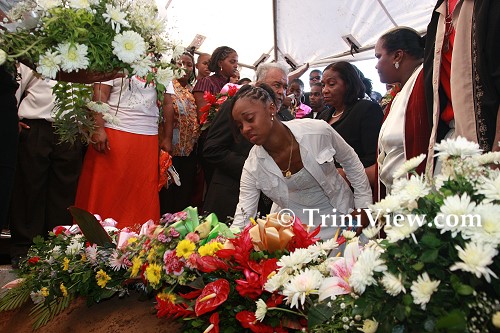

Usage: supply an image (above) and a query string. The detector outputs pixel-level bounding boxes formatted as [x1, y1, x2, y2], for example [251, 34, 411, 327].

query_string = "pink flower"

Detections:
[186, 232, 200, 243]
[163, 250, 185, 276]
[117, 229, 139, 249]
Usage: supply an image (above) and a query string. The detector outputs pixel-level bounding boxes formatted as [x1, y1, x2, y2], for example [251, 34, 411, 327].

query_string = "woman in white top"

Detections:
[230, 84, 372, 240]
[375, 27, 430, 198]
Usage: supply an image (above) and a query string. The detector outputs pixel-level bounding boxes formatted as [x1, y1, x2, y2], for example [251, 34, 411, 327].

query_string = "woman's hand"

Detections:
[91, 127, 110, 153]
[160, 137, 172, 154]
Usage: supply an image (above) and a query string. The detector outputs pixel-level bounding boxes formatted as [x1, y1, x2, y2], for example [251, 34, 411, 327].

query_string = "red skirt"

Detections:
[75, 128, 160, 230]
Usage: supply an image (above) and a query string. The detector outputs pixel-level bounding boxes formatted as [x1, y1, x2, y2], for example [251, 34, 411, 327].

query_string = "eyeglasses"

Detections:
[310, 76, 321, 81]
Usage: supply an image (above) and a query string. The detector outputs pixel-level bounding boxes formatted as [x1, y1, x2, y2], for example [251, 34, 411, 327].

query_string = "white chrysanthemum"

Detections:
[51, 245, 62, 258]
[449, 242, 498, 282]
[392, 175, 430, 205]
[102, 4, 130, 33]
[349, 248, 387, 294]
[37, 0, 61, 10]
[342, 230, 356, 240]
[30, 291, 45, 304]
[359, 319, 379, 333]
[393, 154, 426, 179]
[131, 57, 153, 77]
[57, 42, 89, 72]
[462, 203, 500, 246]
[434, 174, 448, 190]
[155, 66, 175, 87]
[112, 31, 146, 64]
[381, 272, 406, 296]
[362, 225, 382, 239]
[474, 151, 500, 165]
[308, 238, 338, 255]
[434, 136, 482, 159]
[170, 41, 185, 61]
[109, 251, 128, 271]
[36, 50, 61, 79]
[102, 112, 121, 125]
[85, 244, 98, 264]
[264, 271, 290, 293]
[276, 248, 312, 272]
[436, 193, 477, 237]
[477, 172, 500, 203]
[255, 299, 268, 322]
[65, 238, 84, 255]
[282, 269, 323, 309]
[410, 272, 440, 310]
[87, 101, 110, 114]
[0, 49, 6, 65]
[68, 0, 90, 9]
[384, 215, 421, 243]
[369, 195, 403, 216]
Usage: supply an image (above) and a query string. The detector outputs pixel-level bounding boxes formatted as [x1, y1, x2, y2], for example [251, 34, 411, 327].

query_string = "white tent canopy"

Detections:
[161, 0, 436, 77]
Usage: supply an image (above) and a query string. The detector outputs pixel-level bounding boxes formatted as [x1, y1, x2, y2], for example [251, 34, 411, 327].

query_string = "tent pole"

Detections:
[272, 0, 278, 62]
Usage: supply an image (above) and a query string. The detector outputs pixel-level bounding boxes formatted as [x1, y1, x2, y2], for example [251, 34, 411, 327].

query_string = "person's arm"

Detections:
[193, 91, 207, 122]
[232, 161, 260, 229]
[160, 93, 174, 153]
[91, 83, 111, 153]
[203, 102, 248, 179]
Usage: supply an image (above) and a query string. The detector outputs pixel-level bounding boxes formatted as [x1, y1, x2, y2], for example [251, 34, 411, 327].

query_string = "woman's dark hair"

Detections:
[324, 61, 365, 106]
[352, 64, 373, 97]
[208, 46, 236, 73]
[379, 27, 425, 59]
[290, 78, 304, 90]
[171, 52, 196, 85]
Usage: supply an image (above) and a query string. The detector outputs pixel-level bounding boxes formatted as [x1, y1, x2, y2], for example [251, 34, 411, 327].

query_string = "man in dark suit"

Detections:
[202, 63, 289, 222]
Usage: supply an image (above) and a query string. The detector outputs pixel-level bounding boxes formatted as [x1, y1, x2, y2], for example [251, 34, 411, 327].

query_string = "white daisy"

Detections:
[36, 50, 61, 79]
[393, 154, 426, 179]
[380, 272, 406, 296]
[131, 56, 153, 77]
[57, 42, 89, 72]
[436, 193, 476, 237]
[410, 272, 440, 310]
[102, 4, 130, 33]
[282, 268, 323, 309]
[473, 151, 500, 165]
[463, 203, 500, 246]
[255, 299, 268, 322]
[476, 172, 500, 203]
[87, 101, 110, 114]
[384, 215, 421, 243]
[393, 175, 430, 205]
[37, 0, 61, 10]
[0, 49, 6, 65]
[449, 242, 498, 282]
[112, 31, 146, 64]
[342, 230, 356, 240]
[358, 318, 379, 333]
[434, 136, 482, 159]
[369, 195, 403, 216]
[155, 66, 175, 87]
[264, 271, 290, 293]
[349, 248, 387, 294]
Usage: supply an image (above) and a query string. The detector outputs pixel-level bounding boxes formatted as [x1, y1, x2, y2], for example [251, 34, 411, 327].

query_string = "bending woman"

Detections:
[231, 84, 372, 240]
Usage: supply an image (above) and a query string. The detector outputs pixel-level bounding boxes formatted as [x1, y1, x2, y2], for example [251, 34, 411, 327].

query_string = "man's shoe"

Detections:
[10, 256, 21, 269]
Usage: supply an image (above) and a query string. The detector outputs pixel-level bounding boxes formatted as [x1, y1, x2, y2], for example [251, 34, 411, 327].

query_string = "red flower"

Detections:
[235, 268, 263, 299]
[208, 312, 220, 333]
[203, 91, 217, 104]
[195, 279, 230, 316]
[53, 226, 66, 236]
[200, 104, 212, 113]
[287, 219, 320, 252]
[28, 257, 40, 265]
[227, 85, 239, 97]
[178, 289, 202, 300]
[196, 255, 229, 273]
[235, 311, 274, 333]
[266, 294, 285, 308]
[217, 225, 254, 268]
[200, 111, 208, 124]
[247, 258, 278, 287]
[155, 297, 195, 319]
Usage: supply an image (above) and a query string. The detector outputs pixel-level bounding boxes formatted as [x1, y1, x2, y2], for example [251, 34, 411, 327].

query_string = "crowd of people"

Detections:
[1, 0, 499, 267]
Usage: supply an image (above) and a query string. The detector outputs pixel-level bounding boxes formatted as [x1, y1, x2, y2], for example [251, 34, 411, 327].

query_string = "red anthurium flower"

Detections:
[235, 268, 263, 299]
[227, 85, 239, 97]
[203, 91, 217, 104]
[195, 279, 230, 316]
[28, 256, 40, 265]
[196, 255, 229, 273]
[247, 258, 278, 287]
[266, 294, 285, 308]
[235, 311, 274, 333]
[203, 312, 220, 333]
[178, 289, 202, 300]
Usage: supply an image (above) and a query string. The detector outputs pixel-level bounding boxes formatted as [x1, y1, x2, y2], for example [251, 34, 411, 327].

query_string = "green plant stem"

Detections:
[9, 38, 43, 58]
[268, 307, 307, 318]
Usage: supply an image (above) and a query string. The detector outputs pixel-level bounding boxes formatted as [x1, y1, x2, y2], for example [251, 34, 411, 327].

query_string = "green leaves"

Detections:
[69, 206, 113, 247]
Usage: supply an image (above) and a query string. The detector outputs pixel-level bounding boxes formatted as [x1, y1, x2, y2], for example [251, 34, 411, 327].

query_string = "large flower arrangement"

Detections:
[200, 83, 240, 130]
[312, 137, 500, 332]
[0, 0, 184, 143]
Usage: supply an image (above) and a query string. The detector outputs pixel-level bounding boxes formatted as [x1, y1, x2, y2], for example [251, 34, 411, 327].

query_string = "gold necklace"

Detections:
[280, 129, 294, 178]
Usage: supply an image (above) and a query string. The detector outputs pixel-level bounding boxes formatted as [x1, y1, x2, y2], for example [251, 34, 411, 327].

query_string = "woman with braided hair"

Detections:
[230, 84, 372, 240]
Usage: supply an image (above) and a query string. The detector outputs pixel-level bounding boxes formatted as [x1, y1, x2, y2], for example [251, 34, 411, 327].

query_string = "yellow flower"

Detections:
[198, 242, 224, 257]
[127, 237, 137, 244]
[157, 292, 176, 303]
[176, 239, 196, 259]
[145, 263, 162, 286]
[493, 311, 500, 328]
[130, 256, 143, 277]
[60, 283, 68, 297]
[96, 269, 112, 288]
[147, 246, 158, 262]
[41, 287, 49, 297]
[80, 254, 87, 262]
[62, 257, 70, 271]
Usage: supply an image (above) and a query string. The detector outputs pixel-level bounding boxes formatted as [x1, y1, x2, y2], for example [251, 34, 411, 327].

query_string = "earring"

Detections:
[394, 62, 400, 69]
[271, 114, 275, 121]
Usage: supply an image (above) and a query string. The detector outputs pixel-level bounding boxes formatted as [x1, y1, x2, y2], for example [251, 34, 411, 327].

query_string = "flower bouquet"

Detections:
[0, 0, 184, 144]
[200, 83, 240, 130]
[313, 137, 500, 332]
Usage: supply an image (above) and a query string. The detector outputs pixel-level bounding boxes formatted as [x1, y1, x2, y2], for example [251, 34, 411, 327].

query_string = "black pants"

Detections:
[0, 92, 19, 230]
[159, 150, 198, 214]
[10, 119, 83, 258]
